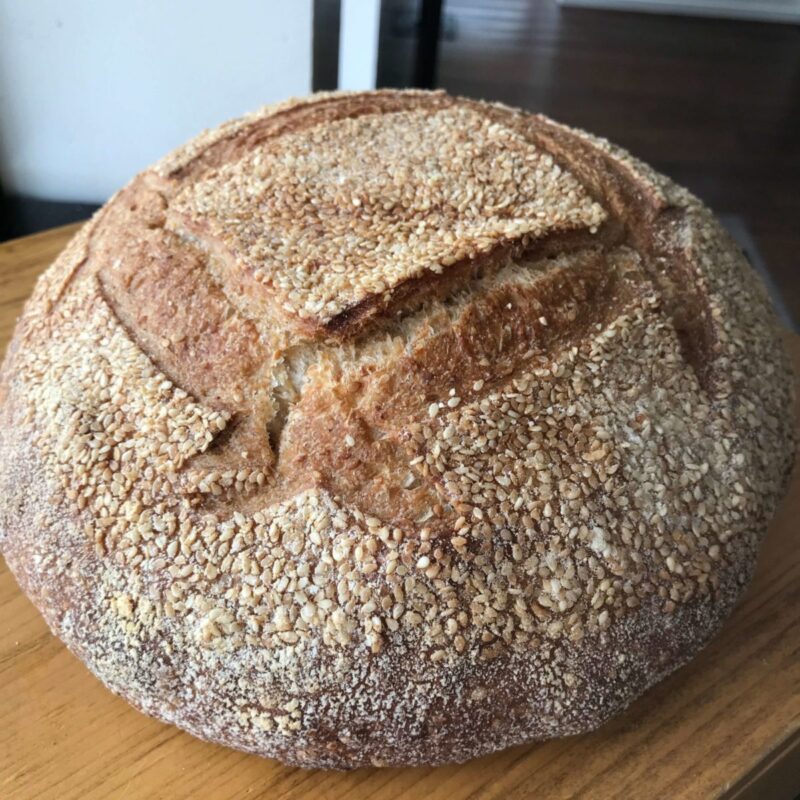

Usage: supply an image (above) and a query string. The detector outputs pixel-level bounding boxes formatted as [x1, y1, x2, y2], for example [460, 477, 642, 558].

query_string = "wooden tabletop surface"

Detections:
[0, 223, 798, 800]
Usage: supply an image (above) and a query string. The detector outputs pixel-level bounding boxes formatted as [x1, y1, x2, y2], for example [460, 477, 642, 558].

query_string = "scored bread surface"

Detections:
[0, 90, 794, 768]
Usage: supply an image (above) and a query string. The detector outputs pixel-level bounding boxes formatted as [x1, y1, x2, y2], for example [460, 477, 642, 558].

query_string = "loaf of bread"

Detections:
[0, 90, 794, 769]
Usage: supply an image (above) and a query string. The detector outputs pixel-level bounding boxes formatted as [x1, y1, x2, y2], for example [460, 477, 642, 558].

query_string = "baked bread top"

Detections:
[0, 90, 794, 768]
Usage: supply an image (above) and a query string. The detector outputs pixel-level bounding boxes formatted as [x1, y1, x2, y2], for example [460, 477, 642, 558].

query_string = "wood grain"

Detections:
[0, 223, 798, 800]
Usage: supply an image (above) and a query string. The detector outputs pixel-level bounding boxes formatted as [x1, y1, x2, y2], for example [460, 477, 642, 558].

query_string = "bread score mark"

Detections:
[78, 97, 715, 529]
[166, 105, 607, 340]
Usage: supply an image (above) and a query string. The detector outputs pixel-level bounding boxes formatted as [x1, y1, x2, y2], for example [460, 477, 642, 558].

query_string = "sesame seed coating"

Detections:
[170, 105, 605, 334]
[0, 90, 793, 769]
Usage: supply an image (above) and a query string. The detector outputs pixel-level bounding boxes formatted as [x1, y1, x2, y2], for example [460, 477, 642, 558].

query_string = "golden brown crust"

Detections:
[0, 90, 794, 769]
[166, 102, 606, 341]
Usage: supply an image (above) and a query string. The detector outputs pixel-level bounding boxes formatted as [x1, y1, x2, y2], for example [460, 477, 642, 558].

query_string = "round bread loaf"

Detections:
[0, 90, 794, 769]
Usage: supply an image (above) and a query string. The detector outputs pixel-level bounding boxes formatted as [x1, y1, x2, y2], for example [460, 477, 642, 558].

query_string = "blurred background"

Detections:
[0, 0, 798, 327]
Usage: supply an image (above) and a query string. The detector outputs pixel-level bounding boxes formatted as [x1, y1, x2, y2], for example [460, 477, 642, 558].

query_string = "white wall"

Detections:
[0, 1, 313, 203]
[338, 0, 381, 91]
[558, 0, 800, 23]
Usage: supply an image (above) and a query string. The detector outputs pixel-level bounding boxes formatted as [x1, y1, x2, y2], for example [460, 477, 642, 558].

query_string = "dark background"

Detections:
[3, 0, 799, 326]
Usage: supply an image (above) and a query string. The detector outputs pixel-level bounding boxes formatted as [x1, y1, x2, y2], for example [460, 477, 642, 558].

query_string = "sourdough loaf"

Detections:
[0, 90, 794, 768]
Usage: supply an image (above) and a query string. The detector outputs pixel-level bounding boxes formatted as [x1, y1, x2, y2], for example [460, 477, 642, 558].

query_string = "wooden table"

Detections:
[1, 224, 798, 799]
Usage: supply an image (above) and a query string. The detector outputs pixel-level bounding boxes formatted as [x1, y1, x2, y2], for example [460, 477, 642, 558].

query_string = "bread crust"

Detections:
[0, 90, 794, 768]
